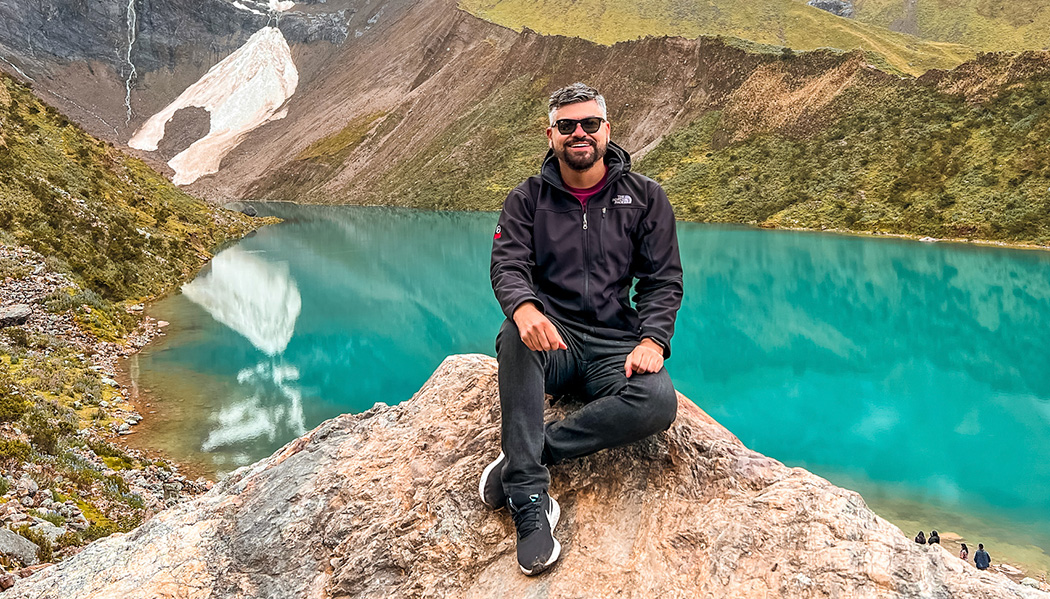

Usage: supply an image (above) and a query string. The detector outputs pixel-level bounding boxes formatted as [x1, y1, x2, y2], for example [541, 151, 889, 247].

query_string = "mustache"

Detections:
[566, 137, 595, 146]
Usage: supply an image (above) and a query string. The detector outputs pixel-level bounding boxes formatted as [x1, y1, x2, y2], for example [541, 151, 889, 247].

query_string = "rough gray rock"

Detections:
[14, 476, 37, 497]
[6, 355, 1047, 598]
[0, 304, 31, 328]
[808, 0, 855, 18]
[0, 0, 414, 139]
[28, 521, 65, 544]
[0, 528, 39, 566]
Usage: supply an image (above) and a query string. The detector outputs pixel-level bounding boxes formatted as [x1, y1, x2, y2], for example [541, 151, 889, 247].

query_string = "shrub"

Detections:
[81, 522, 116, 542]
[1, 327, 30, 348]
[12, 525, 53, 563]
[85, 438, 129, 459]
[0, 373, 28, 423]
[30, 509, 65, 526]
[0, 257, 31, 280]
[43, 288, 106, 313]
[55, 452, 104, 489]
[0, 439, 32, 461]
[71, 375, 101, 403]
[55, 531, 81, 549]
[104, 473, 130, 495]
[23, 404, 75, 456]
[101, 455, 135, 471]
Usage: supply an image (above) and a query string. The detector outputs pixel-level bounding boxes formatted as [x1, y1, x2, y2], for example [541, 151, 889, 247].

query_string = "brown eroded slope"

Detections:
[186, 0, 877, 208]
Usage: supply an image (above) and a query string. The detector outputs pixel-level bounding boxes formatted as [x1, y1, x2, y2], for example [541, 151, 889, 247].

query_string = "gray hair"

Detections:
[548, 83, 607, 125]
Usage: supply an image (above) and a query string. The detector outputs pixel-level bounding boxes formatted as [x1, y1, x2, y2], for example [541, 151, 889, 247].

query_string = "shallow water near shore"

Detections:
[123, 203, 1050, 577]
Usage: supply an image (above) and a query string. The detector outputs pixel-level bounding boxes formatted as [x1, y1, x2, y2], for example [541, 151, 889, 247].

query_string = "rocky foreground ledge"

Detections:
[9, 355, 1047, 598]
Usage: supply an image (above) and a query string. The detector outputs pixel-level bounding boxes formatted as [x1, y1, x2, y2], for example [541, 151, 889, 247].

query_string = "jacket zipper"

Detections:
[599, 207, 607, 266]
[582, 205, 590, 314]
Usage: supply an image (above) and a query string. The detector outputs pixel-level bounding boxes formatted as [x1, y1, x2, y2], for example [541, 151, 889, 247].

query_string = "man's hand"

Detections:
[513, 302, 567, 352]
[625, 339, 664, 378]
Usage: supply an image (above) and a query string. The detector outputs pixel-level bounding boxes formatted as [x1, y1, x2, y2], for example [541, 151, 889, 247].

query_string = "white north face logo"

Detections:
[612, 195, 633, 205]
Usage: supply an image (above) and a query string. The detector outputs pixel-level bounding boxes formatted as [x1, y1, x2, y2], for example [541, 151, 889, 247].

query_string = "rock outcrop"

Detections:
[8, 355, 1047, 598]
[0, 304, 31, 328]
[808, 0, 855, 18]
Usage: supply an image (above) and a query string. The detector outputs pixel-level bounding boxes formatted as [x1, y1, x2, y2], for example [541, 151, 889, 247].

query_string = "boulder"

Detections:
[14, 477, 37, 498]
[29, 522, 65, 544]
[0, 305, 31, 328]
[6, 355, 1047, 598]
[0, 528, 39, 566]
[1021, 578, 1050, 591]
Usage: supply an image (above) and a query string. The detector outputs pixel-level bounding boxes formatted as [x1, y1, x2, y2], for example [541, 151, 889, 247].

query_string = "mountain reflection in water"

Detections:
[181, 247, 305, 462]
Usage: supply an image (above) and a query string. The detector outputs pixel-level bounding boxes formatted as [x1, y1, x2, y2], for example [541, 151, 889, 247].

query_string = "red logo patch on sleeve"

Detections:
[494, 225, 502, 239]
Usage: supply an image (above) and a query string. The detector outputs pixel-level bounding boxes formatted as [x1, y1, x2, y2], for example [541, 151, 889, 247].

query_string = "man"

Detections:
[482, 83, 683, 575]
[974, 543, 991, 570]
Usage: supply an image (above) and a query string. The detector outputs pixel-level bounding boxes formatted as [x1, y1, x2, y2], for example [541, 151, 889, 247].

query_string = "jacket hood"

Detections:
[540, 141, 632, 192]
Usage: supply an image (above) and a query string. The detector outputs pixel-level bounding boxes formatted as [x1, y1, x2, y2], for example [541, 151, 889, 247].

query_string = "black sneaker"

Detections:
[479, 452, 507, 510]
[508, 491, 561, 576]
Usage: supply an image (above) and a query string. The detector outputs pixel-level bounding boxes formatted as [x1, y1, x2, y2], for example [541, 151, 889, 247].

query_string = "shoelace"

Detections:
[510, 496, 543, 540]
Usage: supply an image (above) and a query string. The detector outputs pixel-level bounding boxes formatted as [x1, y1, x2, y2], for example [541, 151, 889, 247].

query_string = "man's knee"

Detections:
[496, 318, 522, 356]
[638, 371, 677, 433]
[497, 319, 542, 366]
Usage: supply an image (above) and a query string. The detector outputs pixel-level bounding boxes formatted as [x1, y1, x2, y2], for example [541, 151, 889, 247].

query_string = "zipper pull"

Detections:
[583, 212, 588, 230]
[602, 207, 607, 218]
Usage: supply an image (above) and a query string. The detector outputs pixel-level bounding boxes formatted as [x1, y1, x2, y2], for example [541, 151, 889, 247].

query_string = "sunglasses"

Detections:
[553, 117, 605, 135]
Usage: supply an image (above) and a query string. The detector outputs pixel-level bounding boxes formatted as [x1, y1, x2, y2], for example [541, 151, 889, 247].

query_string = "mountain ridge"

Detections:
[2, 0, 1050, 244]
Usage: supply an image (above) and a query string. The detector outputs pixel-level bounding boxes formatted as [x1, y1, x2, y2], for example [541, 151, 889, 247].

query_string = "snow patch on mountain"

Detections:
[128, 26, 298, 185]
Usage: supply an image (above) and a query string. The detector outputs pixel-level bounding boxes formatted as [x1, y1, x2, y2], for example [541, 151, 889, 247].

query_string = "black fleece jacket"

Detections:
[490, 141, 683, 357]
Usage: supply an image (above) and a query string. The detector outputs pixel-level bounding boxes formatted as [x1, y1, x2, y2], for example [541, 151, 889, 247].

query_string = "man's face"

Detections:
[546, 99, 610, 173]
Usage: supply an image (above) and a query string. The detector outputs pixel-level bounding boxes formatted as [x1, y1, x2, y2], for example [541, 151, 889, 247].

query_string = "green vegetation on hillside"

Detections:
[459, 0, 973, 75]
[639, 79, 1050, 242]
[844, 0, 1050, 53]
[296, 112, 387, 165]
[0, 73, 266, 561]
[0, 74, 258, 311]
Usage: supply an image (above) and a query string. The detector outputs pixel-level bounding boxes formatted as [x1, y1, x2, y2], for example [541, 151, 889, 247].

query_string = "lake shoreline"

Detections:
[120, 203, 1050, 587]
[237, 199, 1050, 252]
[759, 222, 1050, 252]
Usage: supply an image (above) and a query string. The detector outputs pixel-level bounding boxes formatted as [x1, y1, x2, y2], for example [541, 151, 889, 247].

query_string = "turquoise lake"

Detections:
[123, 203, 1050, 574]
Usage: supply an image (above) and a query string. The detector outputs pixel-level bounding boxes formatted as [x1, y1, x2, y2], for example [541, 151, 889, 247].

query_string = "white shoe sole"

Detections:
[520, 497, 561, 576]
[479, 452, 506, 510]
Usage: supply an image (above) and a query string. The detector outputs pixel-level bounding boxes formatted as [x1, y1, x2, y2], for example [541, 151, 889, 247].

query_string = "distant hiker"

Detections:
[928, 530, 940, 545]
[483, 82, 682, 576]
[915, 531, 926, 544]
[960, 543, 969, 560]
[975, 544, 991, 570]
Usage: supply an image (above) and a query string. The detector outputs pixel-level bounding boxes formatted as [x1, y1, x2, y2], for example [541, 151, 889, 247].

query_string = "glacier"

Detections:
[128, 26, 298, 185]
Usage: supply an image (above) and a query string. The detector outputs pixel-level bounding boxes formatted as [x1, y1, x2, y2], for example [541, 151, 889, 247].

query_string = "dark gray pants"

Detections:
[495, 317, 678, 498]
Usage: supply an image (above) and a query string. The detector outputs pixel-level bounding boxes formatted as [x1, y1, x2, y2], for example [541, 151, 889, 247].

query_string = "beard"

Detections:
[555, 137, 607, 172]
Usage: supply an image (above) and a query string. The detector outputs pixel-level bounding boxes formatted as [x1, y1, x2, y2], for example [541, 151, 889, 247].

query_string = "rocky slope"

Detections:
[6, 354, 1047, 598]
[0, 71, 271, 572]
